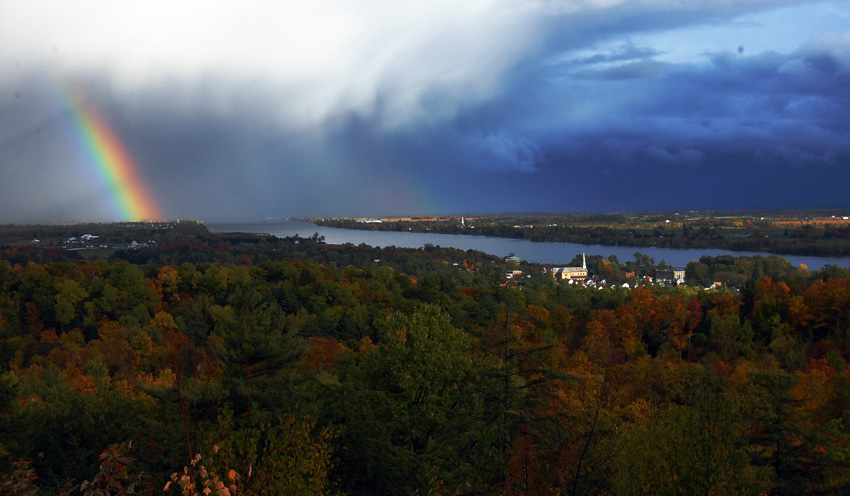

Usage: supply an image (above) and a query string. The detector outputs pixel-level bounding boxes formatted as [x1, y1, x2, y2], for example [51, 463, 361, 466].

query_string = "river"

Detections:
[208, 220, 850, 270]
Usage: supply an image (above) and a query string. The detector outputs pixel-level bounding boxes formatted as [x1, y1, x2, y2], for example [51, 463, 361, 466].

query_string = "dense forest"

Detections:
[2, 230, 850, 494]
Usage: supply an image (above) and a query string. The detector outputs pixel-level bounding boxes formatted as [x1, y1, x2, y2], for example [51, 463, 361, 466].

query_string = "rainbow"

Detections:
[62, 88, 162, 221]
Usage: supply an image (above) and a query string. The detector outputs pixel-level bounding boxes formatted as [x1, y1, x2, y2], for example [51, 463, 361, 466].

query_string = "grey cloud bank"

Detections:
[0, 0, 849, 222]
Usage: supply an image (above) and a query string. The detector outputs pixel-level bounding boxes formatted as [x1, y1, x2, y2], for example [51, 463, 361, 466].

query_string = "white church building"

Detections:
[553, 253, 589, 283]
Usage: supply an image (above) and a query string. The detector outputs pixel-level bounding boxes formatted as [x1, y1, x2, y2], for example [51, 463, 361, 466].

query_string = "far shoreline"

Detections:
[209, 219, 850, 271]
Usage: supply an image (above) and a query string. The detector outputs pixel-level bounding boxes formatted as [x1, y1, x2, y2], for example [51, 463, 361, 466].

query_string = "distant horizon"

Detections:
[206, 207, 850, 224]
[8, 206, 850, 226]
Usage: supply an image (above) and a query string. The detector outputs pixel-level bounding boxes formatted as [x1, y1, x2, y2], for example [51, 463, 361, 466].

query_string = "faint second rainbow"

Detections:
[62, 88, 162, 221]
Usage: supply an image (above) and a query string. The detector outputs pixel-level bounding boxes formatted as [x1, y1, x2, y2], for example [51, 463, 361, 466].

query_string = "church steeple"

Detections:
[582, 252, 586, 270]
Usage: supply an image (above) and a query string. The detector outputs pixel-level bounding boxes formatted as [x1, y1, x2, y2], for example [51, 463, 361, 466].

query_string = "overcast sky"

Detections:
[1, 0, 849, 222]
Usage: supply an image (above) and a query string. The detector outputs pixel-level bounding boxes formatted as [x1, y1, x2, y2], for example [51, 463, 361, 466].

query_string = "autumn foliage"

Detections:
[1, 240, 850, 494]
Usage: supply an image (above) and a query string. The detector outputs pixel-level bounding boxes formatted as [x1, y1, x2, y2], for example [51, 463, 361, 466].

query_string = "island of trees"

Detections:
[1, 221, 850, 494]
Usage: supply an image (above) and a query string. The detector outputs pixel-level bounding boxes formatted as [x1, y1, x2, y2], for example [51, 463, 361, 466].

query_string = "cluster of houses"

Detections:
[512, 252, 691, 289]
[504, 253, 727, 291]
[62, 235, 157, 251]
[653, 268, 687, 285]
[550, 257, 687, 288]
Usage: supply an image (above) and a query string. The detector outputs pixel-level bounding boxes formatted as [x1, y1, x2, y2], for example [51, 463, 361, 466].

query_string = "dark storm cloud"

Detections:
[163, 24, 850, 215]
[531, 36, 850, 157]
[645, 146, 706, 166]
[2, 1, 849, 220]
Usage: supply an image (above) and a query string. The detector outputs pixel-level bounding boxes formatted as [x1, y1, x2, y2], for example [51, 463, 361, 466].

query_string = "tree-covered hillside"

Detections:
[2, 232, 850, 494]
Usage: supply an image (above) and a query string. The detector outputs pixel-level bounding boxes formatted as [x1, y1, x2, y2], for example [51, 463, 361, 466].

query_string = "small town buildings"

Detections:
[655, 268, 686, 285]
[655, 269, 674, 284]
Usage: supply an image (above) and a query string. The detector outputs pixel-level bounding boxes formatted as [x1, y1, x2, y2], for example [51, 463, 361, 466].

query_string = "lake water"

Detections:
[208, 220, 850, 270]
